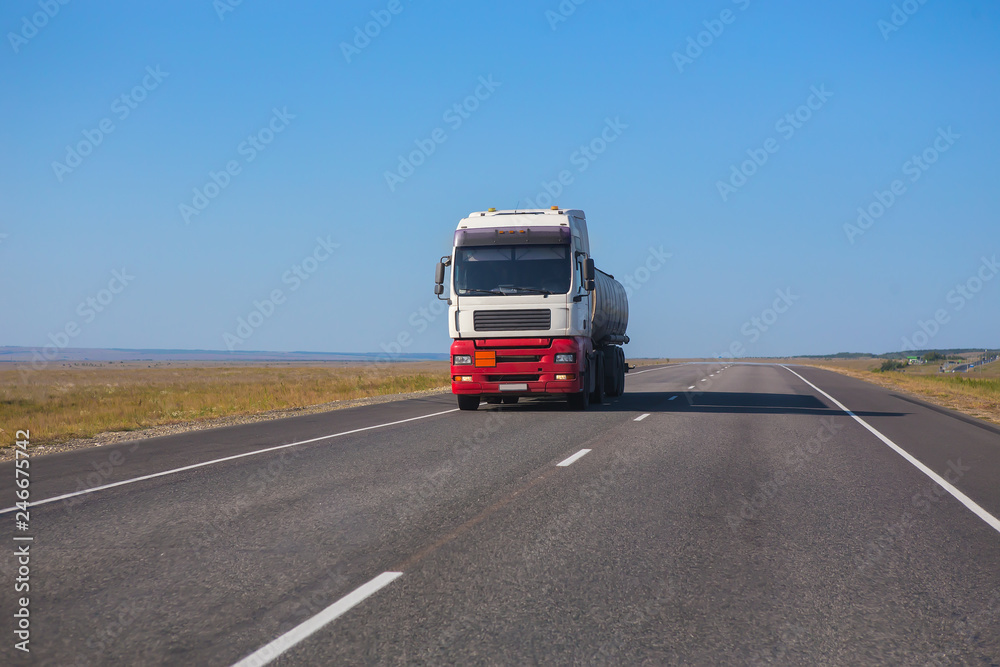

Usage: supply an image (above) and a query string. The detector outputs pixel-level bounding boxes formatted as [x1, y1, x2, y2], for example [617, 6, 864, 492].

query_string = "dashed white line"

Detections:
[700, 379, 707, 382]
[687, 386, 695, 390]
[557, 449, 592, 466]
[781, 365, 1000, 535]
[231, 571, 403, 667]
[634, 413, 650, 421]
[668, 396, 678, 401]
[0, 408, 461, 515]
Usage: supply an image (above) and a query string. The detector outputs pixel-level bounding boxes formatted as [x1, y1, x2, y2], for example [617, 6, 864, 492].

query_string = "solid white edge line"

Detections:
[230, 571, 403, 667]
[556, 449, 592, 467]
[781, 365, 1000, 535]
[628, 366, 675, 376]
[634, 413, 650, 421]
[0, 409, 460, 515]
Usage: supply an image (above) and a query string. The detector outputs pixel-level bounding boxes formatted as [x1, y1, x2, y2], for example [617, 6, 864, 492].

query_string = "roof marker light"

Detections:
[488, 207, 496, 212]
[551, 206, 558, 210]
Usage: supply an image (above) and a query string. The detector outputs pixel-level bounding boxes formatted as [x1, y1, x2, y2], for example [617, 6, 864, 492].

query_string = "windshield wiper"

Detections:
[460, 288, 505, 295]
[505, 286, 552, 295]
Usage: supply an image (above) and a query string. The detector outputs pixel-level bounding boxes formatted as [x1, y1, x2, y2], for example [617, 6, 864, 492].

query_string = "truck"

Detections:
[434, 206, 629, 411]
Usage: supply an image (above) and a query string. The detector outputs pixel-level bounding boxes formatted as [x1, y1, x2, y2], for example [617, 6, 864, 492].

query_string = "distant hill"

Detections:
[0, 346, 448, 363]
[791, 348, 996, 360]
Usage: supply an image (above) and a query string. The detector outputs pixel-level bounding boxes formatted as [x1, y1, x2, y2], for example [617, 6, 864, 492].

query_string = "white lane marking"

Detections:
[0, 409, 460, 515]
[231, 571, 403, 667]
[557, 449, 592, 467]
[781, 365, 1000, 535]
[627, 365, 676, 376]
[699, 379, 707, 382]
[668, 396, 678, 401]
[634, 413, 650, 422]
[687, 386, 695, 390]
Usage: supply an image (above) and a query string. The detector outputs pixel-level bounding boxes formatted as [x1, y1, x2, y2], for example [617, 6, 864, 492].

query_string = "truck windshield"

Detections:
[454, 244, 570, 296]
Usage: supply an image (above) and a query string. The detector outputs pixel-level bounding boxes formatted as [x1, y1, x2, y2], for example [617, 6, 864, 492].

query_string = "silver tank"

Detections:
[591, 269, 629, 344]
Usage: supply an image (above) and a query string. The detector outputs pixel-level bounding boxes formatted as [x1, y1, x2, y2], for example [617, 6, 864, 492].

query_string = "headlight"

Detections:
[554, 353, 576, 364]
[453, 355, 473, 365]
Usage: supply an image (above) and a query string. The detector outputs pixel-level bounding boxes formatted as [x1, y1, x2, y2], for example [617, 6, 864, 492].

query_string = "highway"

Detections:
[3, 363, 999, 665]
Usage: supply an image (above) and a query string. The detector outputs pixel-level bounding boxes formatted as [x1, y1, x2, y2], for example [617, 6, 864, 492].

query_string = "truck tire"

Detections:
[568, 367, 591, 410]
[602, 346, 623, 397]
[599, 346, 623, 397]
[591, 354, 605, 404]
[457, 395, 480, 411]
[615, 347, 626, 396]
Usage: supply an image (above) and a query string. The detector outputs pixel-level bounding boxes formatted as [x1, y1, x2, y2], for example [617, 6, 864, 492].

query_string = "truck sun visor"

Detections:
[454, 226, 572, 247]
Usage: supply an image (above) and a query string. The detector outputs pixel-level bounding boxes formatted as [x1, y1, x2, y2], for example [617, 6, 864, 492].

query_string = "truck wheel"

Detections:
[613, 347, 626, 396]
[457, 395, 480, 411]
[591, 355, 605, 404]
[603, 347, 622, 397]
[617, 348, 626, 395]
[568, 368, 591, 410]
[501, 396, 519, 404]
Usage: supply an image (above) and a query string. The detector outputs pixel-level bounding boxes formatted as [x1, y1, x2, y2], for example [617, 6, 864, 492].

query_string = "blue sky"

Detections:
[1, 0, 998, 358]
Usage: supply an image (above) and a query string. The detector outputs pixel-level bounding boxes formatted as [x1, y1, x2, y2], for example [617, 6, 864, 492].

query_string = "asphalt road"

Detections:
[2, 363, 999, 665]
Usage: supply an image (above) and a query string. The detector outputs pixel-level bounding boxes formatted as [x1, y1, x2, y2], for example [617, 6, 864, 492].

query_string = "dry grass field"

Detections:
[0, 361, 450, 449]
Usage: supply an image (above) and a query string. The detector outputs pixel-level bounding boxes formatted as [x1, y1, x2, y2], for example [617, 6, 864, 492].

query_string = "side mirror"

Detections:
[434, 256, 450, 300]
[584, 258, 595, 281]
[585, 279, 595, 291]
[434, 261, 446, 286]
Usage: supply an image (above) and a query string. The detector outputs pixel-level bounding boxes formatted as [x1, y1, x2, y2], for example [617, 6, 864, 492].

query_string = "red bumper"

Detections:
[450, 337, 591, 396]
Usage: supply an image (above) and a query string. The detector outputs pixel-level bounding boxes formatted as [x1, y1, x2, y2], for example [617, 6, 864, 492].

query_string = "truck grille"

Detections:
[497, 355, 543, 363]
[474, 309, 551, 332]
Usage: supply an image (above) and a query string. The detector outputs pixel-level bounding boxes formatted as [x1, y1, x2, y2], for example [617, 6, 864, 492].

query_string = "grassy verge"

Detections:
[0, 362, 451, 449]
[799, 361, 1000, 426]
